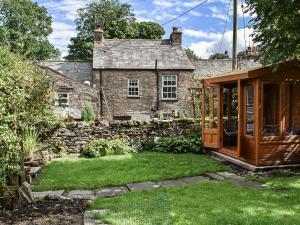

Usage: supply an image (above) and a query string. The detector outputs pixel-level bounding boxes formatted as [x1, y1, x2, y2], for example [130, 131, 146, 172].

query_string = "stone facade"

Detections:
[44, 67, 100, 119]
[92, 69, 194, 120]
[47, 119, 198, 153]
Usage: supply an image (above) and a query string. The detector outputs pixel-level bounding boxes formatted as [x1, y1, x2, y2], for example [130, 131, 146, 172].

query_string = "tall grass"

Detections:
[23, 128, 39, 157]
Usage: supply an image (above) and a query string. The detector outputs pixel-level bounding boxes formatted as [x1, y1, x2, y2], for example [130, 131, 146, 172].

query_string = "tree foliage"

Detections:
[0, 47, 55, 187]
[66, 0, 165, 60]
[0, 0, 60, 60]
[245, 0, 300, 65]
[185, 48, 201, 61]
[209, 53, 228, 60]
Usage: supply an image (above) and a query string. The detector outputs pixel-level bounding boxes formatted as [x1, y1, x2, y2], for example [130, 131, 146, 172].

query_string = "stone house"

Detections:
[42, 66, 99, 120]
[41, 27, 260, 120]
[92, 27, 195, 120]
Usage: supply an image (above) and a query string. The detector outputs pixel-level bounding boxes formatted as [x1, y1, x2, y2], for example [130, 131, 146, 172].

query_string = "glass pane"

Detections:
[205, 87, 210, 128]
[213, 87, 218, 128]
[262, 83, 280, 136]
[246, 85, 254, 135]
[285, 82, 300, 136]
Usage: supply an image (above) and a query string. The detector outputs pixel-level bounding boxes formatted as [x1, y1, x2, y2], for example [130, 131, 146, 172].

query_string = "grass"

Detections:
[33, 152, 230, 191]
[91, 178, 300, 225]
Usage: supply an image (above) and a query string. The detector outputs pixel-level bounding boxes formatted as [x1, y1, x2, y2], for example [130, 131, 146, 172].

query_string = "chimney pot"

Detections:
[94, 25, 104, 46]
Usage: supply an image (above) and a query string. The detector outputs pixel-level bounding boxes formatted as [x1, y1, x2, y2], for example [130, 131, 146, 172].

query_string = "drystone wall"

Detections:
[47, 119, 199, 153]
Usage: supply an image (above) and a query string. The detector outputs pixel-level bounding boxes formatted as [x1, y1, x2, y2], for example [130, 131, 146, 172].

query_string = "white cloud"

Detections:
[183, 29, 222, 40]
[189, 28, 254, 59]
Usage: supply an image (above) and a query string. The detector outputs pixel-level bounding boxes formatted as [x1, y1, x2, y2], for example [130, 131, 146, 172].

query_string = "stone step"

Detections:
[29, 167, 41, 178]
[217, 172, 244, 181]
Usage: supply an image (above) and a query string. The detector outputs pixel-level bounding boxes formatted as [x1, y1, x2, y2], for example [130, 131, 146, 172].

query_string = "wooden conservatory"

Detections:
[201, 60, 300, 166]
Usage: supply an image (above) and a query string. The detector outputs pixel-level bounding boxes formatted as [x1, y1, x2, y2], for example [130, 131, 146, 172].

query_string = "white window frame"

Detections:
[162, 75, 177, 100]
[55, 92, 69, 107]
[128, 79, 139, 97]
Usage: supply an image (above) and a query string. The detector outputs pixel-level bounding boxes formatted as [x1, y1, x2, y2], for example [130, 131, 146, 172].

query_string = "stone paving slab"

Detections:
[180, 176, 209, 184]
[159, 179, 186, 187]
[33, 190, 64, 199]
[67, 190, 95, 200]
[217, 172, 245, 181]
[205, 172, 226, 181]
[240, 181, 269, 189]
[127, 182, 160, 191]
[96, 186, 128, 197]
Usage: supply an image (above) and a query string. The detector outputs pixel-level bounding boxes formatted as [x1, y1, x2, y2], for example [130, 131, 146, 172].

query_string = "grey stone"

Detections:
[159, 179, 186, 187]
[29, 167, 41, 178]
[67, 190, 95, 200]
[240, 181, 269, 189]
[127, 182, 160, 191]
[205, 172, 226, 181]
[180, 176, 209, 184]
[95, 186, 128, 197]
[19, 181, 34, 203]
[33, 190, 64, 199]
[217, 172, 245, 182]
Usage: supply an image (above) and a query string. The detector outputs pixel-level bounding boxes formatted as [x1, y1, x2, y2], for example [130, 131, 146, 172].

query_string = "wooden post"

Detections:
[237, 80, 242, 159]
[232, 0, 238, 70]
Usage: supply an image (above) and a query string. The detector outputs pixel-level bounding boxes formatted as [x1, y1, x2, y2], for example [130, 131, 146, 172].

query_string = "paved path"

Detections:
[32, 172, 268, 201]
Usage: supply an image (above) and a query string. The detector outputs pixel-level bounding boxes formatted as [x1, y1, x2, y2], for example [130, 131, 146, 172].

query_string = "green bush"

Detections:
[145, 135, 203, 154]
[23, 127, 39, 157]
[81, 102, 95, 122]
[81, 138, 133, 158]
[110, 139, 133, 155]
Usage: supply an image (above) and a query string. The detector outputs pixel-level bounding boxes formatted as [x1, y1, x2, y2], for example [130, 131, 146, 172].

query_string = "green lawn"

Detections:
[34, 152, 229, 191]
[91, 176, 300, 225]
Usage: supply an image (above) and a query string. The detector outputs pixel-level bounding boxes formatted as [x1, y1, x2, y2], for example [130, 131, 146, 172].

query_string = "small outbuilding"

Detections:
[201, 60, 300, 166]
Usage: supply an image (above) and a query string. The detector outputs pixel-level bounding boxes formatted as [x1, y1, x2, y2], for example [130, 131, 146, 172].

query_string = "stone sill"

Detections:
[160, 99, 179, 102]
[127, 96, 140, 99]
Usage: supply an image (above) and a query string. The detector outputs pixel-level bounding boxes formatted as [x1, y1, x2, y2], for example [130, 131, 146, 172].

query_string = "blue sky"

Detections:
[35, 0, 254, 58]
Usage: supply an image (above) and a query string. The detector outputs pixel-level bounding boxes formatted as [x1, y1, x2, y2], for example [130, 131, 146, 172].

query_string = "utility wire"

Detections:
[94, 0, 208, 54]
[218, 0, 232, 54]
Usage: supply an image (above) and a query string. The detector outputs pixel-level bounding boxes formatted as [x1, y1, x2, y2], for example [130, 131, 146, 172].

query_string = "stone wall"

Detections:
[47, 119, 199, 153]
[92, 69, 194, 120]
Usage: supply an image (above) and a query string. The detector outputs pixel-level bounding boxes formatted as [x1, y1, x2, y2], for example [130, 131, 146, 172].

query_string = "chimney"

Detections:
[94, 25, 104, 46]
[170, 27, 182, 45]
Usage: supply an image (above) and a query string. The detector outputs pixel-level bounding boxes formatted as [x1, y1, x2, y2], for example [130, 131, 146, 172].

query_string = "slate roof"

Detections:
[40, 61, 92, 82]
[93, 39, 195, 70]
[193, 59, 261, 80]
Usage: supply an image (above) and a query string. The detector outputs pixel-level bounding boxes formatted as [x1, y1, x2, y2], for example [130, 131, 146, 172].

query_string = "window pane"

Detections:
[246, 85, 254, 135]
[285, 82, 300, 136]
[162, 75, 177, 99]
[205, 87, 210, 128]
[262, 83, 280, 136]
[212, 87, 218, 128]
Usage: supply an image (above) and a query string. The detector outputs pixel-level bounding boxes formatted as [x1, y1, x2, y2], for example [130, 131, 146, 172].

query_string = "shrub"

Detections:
[146, 135, 203, 154]
[46, 144, 68, 158]
[82, 139, 110, 158]
[81, 102, 95, 122]
[110, 139, 134, 155]
[81, 138, 133, 158]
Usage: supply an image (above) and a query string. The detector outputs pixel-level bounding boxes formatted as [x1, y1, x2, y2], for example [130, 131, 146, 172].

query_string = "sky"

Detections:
[34, 0, 254, 59]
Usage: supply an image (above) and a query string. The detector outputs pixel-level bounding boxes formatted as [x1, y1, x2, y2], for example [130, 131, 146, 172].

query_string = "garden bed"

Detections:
[0, 199, 85, 225]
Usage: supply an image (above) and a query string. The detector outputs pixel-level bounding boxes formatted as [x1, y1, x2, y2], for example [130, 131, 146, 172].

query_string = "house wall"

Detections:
[45, 68, 100, 119]
[92, 69, 194, 120]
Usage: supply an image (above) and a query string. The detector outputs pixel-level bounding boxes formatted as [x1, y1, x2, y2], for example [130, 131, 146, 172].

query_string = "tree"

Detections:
[66, 0, 165, 60]
[0, 47, 55, 200]
[0, 0, 60, 60]
[209, 52, 229, 60]
[185, 48, 201, 61]
[245, 0, 300, 65]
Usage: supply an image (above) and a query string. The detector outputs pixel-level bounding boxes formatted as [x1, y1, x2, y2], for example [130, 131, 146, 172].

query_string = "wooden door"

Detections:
[202, 85, 221, 148]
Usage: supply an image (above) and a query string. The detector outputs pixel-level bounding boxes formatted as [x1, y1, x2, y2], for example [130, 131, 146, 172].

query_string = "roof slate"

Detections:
[93, 39, 195, 70]
[192, 59, 261, 80]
